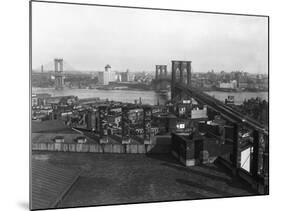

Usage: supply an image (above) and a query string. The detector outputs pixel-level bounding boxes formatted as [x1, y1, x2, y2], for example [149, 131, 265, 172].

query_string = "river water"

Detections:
[32, 87, 268, 105]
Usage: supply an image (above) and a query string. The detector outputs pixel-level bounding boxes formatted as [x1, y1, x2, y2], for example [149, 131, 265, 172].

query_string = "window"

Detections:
[177, 123, 185, 129]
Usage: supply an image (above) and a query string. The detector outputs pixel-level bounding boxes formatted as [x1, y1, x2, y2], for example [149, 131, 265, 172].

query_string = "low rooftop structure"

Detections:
[171, 132, 232, 166]
[32, 133, 96, 144]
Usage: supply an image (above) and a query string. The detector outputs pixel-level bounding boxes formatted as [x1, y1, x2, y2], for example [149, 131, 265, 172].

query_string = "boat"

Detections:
[225, 95, 235, 105]
[157, 89, 168, 96]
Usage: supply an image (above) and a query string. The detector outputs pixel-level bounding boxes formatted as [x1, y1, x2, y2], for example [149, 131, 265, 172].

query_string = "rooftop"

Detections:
[32, 120, 75, 133]
[31, 156, 80, 210]
[32, 152, 256, 209]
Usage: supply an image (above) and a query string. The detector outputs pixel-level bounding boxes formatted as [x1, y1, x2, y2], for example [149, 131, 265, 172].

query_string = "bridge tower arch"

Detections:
[54, 58, 64, 90]
[171, 60, 192, 101]
[154, 65, 168, 91]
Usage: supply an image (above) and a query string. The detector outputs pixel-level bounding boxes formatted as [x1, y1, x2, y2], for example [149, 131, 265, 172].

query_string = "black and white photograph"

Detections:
[30, 1, 269, 210]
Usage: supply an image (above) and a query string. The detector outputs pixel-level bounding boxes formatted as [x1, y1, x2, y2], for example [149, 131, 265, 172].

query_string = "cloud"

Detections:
[32, 2, 268, 74]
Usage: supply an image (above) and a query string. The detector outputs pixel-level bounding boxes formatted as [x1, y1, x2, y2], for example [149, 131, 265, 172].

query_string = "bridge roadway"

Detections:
[176, 84, 268, 135]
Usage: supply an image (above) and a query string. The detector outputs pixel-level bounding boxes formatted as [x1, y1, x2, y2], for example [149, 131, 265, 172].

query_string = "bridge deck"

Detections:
[176, 84, 268, 134]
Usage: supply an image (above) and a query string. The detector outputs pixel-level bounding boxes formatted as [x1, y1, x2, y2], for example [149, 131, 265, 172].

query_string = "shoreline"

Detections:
[32, 86, 268, 93]
[31, 87, 268, 105]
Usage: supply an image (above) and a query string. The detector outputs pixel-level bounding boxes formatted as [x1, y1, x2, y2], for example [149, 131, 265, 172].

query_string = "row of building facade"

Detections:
[97, 64, 135, 85]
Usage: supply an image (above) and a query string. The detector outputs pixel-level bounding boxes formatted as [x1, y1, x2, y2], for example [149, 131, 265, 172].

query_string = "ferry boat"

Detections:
[225, 95, 235, 105]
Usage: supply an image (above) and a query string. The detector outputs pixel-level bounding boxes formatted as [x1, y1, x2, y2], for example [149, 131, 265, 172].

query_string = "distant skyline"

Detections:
[32, 2, 268, 74]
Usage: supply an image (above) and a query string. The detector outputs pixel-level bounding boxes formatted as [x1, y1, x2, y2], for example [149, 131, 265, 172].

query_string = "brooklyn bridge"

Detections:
[146, 60, 268, 195]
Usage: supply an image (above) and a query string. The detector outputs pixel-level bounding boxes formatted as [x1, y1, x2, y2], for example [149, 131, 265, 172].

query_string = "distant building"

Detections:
[238, 78, 248, 89]
[119, 69, 135, 82]
[219, 80, 237, 89]
[128, 71, 135, 82]
[32, 93, 52, 106]
[259, 77, 268, 90]
[120, 70, 129, 82]
[105, 64, 117, 82]
[98, 71, 109, 85]
[110, 73, 116, 82]
[105, 64, 111, 72]
[98, 64, 116, 85]
[120, 72, 128, 82]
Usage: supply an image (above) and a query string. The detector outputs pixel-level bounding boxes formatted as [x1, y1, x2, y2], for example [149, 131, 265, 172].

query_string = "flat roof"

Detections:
[31, 156, 80, 210]
[32, 120, 74, 133]
[31, 152, 255, 209]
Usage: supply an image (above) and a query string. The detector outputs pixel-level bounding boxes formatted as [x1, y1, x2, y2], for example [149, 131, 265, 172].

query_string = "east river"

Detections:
[32, 87, 268, 105]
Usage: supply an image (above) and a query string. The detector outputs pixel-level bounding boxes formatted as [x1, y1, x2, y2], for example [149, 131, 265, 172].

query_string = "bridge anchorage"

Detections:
[169, 60, 268, 194]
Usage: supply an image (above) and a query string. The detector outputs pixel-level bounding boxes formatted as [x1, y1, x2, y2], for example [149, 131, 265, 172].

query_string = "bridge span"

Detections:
[174, 83, 268, 134]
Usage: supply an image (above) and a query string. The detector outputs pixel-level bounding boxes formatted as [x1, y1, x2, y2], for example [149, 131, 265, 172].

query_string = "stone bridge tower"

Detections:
[171, 60, 192, 100]
[54, 58, 64, 90]
[155, 65, 168, 91]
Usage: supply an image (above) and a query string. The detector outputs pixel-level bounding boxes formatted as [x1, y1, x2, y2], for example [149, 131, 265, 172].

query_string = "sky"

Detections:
[32, 2, 268, 74]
